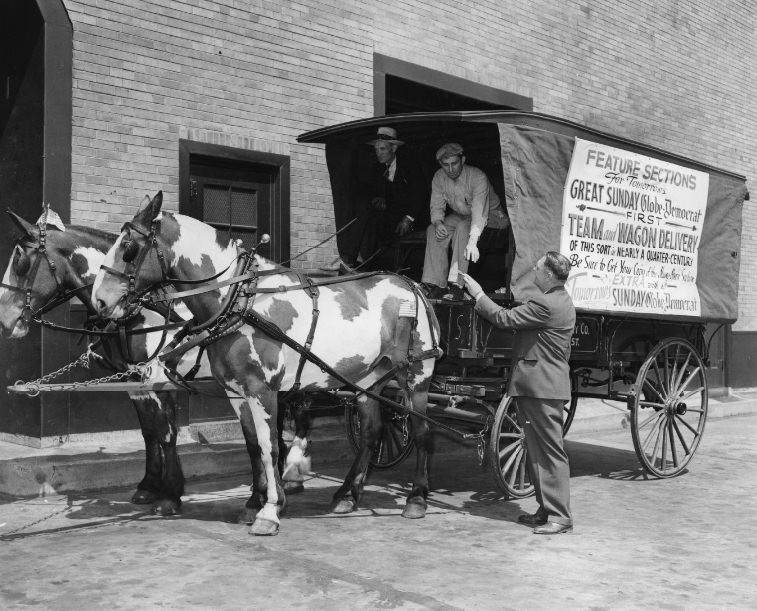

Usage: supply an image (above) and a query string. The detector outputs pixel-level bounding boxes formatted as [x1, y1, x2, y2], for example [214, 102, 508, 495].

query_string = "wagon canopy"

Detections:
[298, 111, 748, 323]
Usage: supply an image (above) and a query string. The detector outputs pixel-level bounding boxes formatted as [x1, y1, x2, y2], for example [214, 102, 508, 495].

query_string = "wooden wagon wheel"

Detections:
[489, 396, 533, 498]
[344, 390, 415, 469]
[489, 390, 576, 498]
[630, 337, 708, 478]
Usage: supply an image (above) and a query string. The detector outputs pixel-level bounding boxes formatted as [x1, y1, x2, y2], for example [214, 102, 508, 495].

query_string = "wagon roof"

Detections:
[299, 111, 748, 324]
[298, 110, 746, 181]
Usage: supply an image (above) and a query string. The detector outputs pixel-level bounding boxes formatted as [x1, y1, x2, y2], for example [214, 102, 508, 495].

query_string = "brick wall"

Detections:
[63, 0, 757, 329]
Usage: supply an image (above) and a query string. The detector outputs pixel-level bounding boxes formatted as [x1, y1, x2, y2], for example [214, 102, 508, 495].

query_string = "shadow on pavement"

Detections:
[2, 435, 665, 540]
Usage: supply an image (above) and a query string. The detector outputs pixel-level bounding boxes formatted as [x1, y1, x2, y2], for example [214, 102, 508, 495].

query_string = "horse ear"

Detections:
[7, 209, 36, 238]
[134, 191, 163, 226]
[146, 191, 163, 220]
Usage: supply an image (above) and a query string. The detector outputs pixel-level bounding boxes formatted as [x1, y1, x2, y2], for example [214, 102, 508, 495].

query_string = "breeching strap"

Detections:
[240, 308, 463, 436]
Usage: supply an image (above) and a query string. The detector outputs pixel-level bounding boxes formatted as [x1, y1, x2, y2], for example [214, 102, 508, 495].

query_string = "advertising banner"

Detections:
[560, 138, 709, 316]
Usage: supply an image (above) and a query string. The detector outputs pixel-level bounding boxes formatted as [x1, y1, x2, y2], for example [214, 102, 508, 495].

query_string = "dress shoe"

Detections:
[442, 284, 469, 301]
[517, 512, 548, 526]
[533, 521, 573, 535]
[422, 283, 447, 300]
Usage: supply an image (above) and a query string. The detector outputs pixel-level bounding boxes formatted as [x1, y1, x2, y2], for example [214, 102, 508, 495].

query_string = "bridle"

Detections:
[99, 218, 249, 315]
[98, 219, 171, 313]
[0, 222, 77, 323]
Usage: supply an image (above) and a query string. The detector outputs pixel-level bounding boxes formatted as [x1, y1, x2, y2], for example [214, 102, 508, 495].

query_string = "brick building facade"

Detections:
[1, 0, 755, 442]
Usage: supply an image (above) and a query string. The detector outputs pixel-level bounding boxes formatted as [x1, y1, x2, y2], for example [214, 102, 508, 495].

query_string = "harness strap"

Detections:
[289, 274, 320, 394]
[241, 309, 457, 434]
[154, 269, 384, 302]
[118, 324, 133, 363]
[183, 346, 205, 381]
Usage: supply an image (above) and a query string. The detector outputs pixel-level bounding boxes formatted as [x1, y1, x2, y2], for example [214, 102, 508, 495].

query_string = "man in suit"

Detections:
[326, 126, 427, 272]
[460, 251, 576, 535]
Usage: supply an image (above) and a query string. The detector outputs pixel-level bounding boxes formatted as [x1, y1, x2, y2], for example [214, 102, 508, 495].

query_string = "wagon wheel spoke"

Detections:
[498, 439, 520, 462]
[638, 409, 665, 434]
[642, 411, 666, 455]
[506, 447, 523, 488]
[501, 413, 519, 429]
[671, 352, 693, 396]
[669, 342, 681, 396]
[679, 386, 705, 403]
[676, 367, 701, 399]
[639, 400, 666, 409]
[674, 411, 700, 436]
[661, 347, 670, 397]
[497, 432, 521, 442]
[344, 400, 414, 470]
[642, 377, 666, 404]
[670, 416, 691, 457]
[658, 416, 669, 472]
[652, 359, 669, 399]
[518, 452, 527, 490]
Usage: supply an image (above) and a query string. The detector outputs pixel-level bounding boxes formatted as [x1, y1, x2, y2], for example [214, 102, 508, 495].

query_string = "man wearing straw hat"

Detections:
[326, 126, 426, 272]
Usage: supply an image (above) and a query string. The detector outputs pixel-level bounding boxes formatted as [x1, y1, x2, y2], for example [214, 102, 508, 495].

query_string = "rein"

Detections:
[2, 224, 186, 366]
[98, 217, 455, 431]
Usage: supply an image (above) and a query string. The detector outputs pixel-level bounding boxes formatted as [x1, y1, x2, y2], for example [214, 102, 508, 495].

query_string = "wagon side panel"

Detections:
[697, 174, 746, 322]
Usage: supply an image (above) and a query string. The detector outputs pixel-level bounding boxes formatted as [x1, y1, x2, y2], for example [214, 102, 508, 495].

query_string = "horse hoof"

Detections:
[401, 498, 427, 520]
[331, 498, 357, 514]
[132, 489, 158, 505]
[283, 481, 305, 495]
[249, 518, 279, 536]
[152, 499, 181, 516]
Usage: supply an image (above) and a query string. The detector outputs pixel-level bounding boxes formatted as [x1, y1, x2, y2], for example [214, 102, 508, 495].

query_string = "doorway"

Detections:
[178, 140, 290, 425]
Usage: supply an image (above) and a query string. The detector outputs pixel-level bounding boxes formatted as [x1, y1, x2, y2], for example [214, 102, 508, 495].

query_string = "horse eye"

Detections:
[13, 252, 31, 276]
[122, 239, 139, 263]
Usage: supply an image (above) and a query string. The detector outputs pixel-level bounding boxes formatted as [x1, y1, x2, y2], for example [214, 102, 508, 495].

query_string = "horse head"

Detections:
[92, 191, 269, 322]
[0, 210, 111, 338]
[92, 191, 170, 319]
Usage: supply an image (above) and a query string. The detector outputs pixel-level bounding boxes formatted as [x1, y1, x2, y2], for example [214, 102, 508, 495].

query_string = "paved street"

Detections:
[1, 413, 756, 610]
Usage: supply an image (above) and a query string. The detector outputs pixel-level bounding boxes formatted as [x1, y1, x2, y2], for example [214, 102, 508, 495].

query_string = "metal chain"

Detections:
[463, 414, 493, 466]
[13, 344, 153, 397]
[1, 500, 73, 538]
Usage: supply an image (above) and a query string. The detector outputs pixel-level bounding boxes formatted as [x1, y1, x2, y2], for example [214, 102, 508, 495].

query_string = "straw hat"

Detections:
[368, 126, 404, 146]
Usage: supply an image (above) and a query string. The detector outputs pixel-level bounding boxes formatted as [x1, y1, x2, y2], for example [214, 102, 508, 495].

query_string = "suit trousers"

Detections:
[421, 213, 471, 288]
[515, 396, 572, 525]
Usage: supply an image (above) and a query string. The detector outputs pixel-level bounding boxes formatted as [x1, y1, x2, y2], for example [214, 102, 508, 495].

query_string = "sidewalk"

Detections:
[2, 389, 756, 498]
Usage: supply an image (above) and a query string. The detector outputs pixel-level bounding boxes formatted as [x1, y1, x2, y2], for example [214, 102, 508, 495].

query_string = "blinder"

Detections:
[13, 247, 31, 276]
[122, 237, 139, 263]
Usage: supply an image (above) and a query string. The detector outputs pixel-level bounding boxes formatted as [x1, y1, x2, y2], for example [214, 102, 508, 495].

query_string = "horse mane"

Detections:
[56, 225, 119, 252]
[65, 225, 119, 243]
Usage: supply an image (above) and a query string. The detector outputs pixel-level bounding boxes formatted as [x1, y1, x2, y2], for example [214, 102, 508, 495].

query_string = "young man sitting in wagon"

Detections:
[420, 142, 509, 300]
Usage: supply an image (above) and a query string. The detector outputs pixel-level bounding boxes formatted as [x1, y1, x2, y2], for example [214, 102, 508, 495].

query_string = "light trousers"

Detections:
[421, 213, 471, 288]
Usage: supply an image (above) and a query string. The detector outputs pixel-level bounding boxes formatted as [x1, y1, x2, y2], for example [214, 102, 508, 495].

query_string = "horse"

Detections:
[0, 209, 312, 518]
[91, 191, 442, 536]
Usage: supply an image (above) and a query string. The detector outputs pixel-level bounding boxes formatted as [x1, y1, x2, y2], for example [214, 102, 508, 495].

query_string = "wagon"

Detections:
[297, 111, 748, 497]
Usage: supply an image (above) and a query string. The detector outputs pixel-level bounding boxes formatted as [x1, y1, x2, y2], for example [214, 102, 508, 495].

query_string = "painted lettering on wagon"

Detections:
[561, 139, 708, 316]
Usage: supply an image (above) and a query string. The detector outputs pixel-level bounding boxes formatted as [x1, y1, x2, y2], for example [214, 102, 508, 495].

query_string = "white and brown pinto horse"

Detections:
[91, 192, 441, 536]
[0, 211, 204, 514]
[0, 210, 311, 516]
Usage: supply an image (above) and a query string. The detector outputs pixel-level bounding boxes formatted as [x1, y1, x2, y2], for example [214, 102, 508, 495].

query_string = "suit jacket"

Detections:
[475, 286, 576, 400]
[366, 155, 428, 230]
